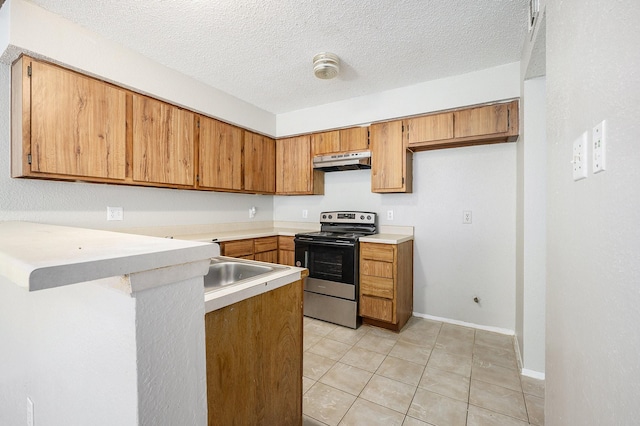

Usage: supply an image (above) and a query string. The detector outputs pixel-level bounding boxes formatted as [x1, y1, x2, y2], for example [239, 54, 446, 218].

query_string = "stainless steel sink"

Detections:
[204, 258, 284, 290]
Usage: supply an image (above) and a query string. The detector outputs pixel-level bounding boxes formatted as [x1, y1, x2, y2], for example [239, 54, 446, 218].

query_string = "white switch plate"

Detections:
[593, 120, 606, 173]
[387, 210, 394, 220]
[463, 210, 472, 224]
[302, 209, 308, 219]
[107, 206, 123, 221]
[572, 132, 588, 181]
[249, 206, 256, 219]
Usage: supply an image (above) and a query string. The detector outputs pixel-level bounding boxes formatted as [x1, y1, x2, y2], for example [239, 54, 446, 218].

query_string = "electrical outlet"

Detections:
[463, 210, 472, 224]
[572, 132, 588, 181]
[249, 206, 256, 219]
[593, 120, 606, 173]
[302, 209, 308, 219]
[27, 397, 34, 426]
[387, 210, 394, 221]
[106, 206, 123, 221]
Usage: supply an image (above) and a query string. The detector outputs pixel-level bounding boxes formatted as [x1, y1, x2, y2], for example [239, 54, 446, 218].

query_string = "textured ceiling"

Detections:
[25, 0, 529, 114]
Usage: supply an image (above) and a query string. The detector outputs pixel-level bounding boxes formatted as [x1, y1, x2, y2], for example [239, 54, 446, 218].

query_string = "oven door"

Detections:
[294, 238, 357, 285]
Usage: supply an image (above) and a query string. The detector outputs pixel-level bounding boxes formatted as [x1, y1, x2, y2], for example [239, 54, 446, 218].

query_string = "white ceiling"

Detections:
[25, 0, 529, 114]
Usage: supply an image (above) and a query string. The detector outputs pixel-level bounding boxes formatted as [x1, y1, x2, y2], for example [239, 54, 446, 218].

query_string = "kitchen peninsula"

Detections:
[0, 221, 307, 426]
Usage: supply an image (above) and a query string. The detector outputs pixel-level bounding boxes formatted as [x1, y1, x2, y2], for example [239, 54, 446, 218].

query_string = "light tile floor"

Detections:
[303, 316, 545, 426]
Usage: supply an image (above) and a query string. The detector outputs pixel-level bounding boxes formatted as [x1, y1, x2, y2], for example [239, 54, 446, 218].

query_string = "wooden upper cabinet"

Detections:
[454, 102, 512, 138]
[370, 120, 412, 193]
[132, 94, 195, 186]
[13, 56, 127, 180]
[198, 116, 243, 191]
[244, 131, 276, 194]
[408, 100, 519, 152]
[404, 112, 453, 145]
[276, 135, 324, 195]
[312, 127, 369, 156]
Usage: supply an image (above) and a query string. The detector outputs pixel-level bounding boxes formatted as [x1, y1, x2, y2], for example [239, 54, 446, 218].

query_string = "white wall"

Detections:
[521, 77, 546, 375]
[0, 1, 274, 231]
[0, 277, 138, 426]
[135, 276, 207, 426]
[276, 143, 517, 330]
[546, 0, 640, 423]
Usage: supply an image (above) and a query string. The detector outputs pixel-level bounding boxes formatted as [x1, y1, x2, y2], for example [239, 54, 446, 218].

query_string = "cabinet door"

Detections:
[279, 250, 295, 267]
[205, 281, 303, 426]
[132, 94, 195, 186]
[198, 116, 243, 190]
[370, 120, 412, 193]
[244, 132, 276, 194]
[29, 59, 126, 179]
[339, 127, 369, 152]
[454, 103, 510, 138]
[276, 136, 317, 194]
[404, 112, 453, 145]
[255, 250, 278, 264]
[311, 130, 340, 156]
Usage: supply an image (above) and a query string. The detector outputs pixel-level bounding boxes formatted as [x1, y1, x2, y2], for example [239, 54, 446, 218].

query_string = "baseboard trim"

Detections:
[521, 369, 545, 380]
[413, 312, 515, 335]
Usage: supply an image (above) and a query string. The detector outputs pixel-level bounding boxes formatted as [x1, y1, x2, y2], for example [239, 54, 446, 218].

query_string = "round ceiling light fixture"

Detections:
[313, 52, 340, 80]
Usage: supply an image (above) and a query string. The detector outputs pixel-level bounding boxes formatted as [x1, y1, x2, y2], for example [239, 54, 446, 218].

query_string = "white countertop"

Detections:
[360, 233, 414, 244]
[0, 222, 218, 291]
[174, 226, 413, 245]
[175, 226, 316, 243]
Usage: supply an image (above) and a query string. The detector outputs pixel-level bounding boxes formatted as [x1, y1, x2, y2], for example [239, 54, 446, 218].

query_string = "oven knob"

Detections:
[322, 214, 326, 219]
[367, 215, 372, 220]
[328, 214, 333, 219]
[360, 215, 364, 220]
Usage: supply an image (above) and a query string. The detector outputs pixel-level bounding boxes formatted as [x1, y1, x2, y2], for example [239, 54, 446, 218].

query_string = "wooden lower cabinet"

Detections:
[205, 280, 303, 426]
[359, 240, 413, 331]
[220, 235, 294, 266]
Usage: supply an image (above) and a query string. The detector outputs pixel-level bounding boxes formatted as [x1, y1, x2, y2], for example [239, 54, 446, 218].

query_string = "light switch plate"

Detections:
[593, 120, 606, 173]
[573, 132, 588, 181]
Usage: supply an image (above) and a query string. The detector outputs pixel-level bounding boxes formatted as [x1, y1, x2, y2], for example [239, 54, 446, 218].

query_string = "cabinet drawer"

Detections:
[360, 295, 393, 323]
[360, 243, 395, 262]
[221, 239, 254, 257]
[278, 236, 295, 251]
[361, 275, 394, 299]
[361, 259, 393, 278]
[254, 236, 278, 253]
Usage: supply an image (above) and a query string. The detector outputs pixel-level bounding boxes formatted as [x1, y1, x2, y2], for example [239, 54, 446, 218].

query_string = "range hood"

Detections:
[313, 151, 371, 172]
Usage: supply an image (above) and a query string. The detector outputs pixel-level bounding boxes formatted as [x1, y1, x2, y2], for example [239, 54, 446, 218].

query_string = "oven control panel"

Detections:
[320, 211, 376, 225]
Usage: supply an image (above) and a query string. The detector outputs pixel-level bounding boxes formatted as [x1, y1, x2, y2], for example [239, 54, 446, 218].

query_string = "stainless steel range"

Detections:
[294, 211, 377, 329]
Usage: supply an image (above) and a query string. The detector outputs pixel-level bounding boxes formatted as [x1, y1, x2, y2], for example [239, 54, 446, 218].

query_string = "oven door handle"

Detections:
[294, 239, 356, 248]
